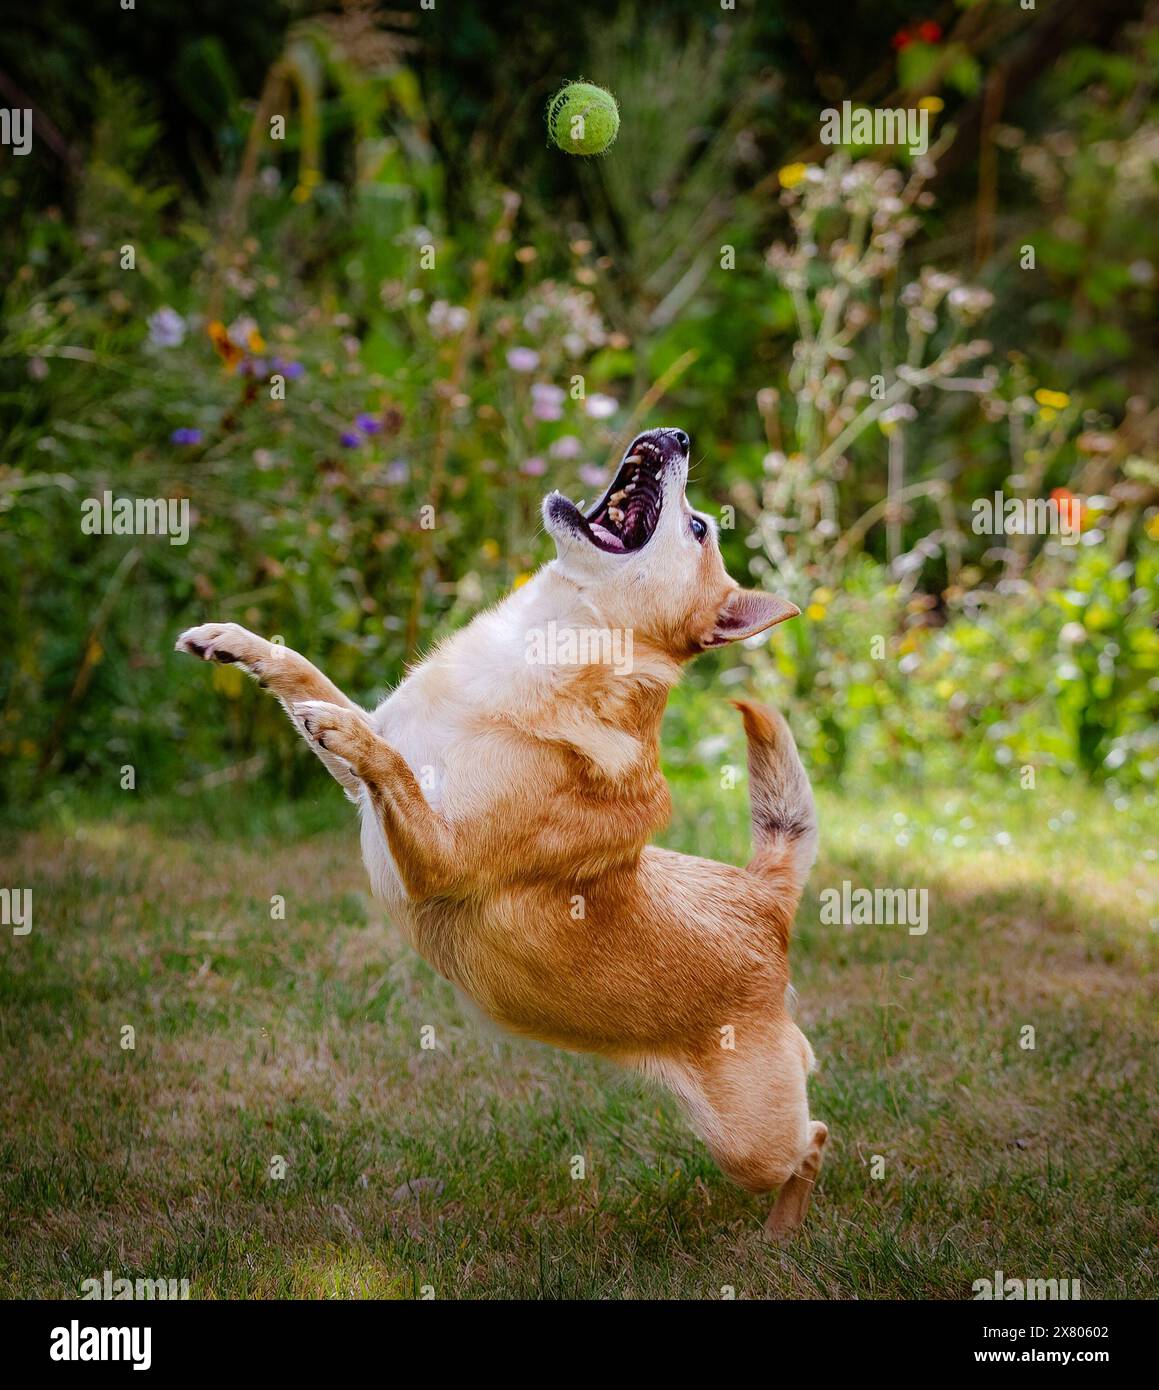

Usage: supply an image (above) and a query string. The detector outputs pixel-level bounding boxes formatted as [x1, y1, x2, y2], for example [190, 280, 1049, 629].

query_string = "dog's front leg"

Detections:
[294, 700, 461, 900]
[175, 621, 368, 799]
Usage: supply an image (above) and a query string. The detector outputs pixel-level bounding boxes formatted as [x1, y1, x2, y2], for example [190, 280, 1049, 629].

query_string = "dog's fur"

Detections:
[176, 427, 827, 1236]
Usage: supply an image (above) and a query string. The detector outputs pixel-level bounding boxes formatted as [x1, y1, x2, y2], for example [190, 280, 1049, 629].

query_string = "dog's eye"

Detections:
[690, 515, 708, 543]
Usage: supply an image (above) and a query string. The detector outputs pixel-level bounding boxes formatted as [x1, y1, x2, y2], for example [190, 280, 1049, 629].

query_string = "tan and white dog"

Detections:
[176, 426, 828, 1236]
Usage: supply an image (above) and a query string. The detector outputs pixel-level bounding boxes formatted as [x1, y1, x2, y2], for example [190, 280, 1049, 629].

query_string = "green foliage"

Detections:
[1, 6, 1156, 809]
[756, 541, 1159, 786]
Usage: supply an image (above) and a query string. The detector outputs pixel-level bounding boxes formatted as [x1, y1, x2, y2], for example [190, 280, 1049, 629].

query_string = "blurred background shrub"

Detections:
[0, 0, 1155, 809]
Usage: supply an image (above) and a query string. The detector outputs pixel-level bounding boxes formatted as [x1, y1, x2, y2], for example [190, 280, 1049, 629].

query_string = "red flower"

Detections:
[1050, 487, 1084, 531]
[891, 28, 913, 50]
[917, 21, 943, 43]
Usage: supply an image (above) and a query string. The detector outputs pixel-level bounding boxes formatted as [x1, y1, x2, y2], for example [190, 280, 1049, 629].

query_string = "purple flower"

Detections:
[148, 307, 186, 349]
[339, 431, 361, 449]
[272, 358, 306, 379]
[507, 347, 540, 372]
[356, 413, 382, 435]
[170, 427, 203, 446]
[584, 393, 618, 420]
[521, 456, 548, 476]
[386, 459, 409, 484]
[549, 434, 582, 460]
[531, 382, 566, 423]
[579, 464, 607, 489]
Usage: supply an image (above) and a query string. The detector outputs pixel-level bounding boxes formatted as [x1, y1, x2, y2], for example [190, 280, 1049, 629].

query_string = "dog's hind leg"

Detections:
[764, 1119, 828, 1240]
[660, 1018, 828, 1239]
[175, 621, 369, 798]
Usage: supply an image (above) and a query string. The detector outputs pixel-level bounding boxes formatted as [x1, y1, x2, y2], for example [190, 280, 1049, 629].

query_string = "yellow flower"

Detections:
[1038, 406, 1057, 423]
[1146, 513, 1159, 541]
[512, 571, 532, 590]
[918, 95, 945, 113]
[1034, 388, 1071, 410]
[778, 162, 809, 189]
[246, 328, 266, 353]
[480, 538, 500, 560]
[812, 587, 834, 605]
[935, 678, 954, 700]
[213, 663, 244, 698]
[805, 603, 827, 622]
[291, 168, 322, 204]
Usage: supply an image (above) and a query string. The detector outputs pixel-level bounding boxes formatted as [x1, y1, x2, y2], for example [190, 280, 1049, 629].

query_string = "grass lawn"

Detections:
[2, 730, 1155, 1299]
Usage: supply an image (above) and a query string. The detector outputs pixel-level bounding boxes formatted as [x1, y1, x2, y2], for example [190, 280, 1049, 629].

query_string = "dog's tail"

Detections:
[731, 700, 817, 901]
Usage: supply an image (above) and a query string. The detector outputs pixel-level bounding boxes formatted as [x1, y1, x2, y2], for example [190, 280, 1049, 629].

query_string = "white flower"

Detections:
[946, 286, 995, 321]
[428, 300, 470, 338]
[924, 271, 959, 295]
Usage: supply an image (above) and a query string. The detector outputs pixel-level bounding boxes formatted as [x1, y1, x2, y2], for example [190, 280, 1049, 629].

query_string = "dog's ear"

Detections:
[703, 588, 799, 647]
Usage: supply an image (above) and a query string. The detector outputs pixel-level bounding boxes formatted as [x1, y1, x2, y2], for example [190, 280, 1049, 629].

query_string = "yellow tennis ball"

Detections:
[547, 81, 620, 156]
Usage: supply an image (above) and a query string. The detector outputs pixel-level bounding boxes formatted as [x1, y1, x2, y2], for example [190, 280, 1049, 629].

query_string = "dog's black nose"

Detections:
[672, 429, 690, 453]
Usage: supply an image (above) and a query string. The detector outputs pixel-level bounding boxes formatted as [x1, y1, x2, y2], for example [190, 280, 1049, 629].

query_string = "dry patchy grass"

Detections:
[1, 771, 1155, 1299]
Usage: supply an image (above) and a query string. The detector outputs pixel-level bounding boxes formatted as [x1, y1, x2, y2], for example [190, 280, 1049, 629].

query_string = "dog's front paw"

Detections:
[293, 700, 372, 765]
[175, 622, 267, 670]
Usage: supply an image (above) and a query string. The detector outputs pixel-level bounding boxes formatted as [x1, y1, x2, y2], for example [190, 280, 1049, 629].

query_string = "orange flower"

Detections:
[208, 320, 243, 370]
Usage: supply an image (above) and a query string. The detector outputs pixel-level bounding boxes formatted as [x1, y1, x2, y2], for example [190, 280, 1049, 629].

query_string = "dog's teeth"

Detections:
[623, 454, 641, 465]
[608, 506, 624, 523]
[625, 480, 635, 491]
[609, 489, 627, 504]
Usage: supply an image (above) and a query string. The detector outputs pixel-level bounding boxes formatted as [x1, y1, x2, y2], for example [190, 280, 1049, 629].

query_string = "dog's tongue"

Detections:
[589, 522, 625, 551]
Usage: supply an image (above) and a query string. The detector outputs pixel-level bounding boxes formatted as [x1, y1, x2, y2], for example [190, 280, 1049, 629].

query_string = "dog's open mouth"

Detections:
[557, 436, 669, 554]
